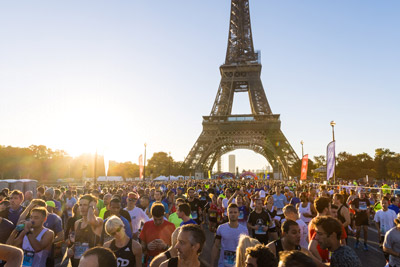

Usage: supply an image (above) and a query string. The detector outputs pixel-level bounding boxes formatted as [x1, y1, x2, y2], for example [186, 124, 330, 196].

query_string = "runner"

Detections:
[314, 216, 362, 267]
[104, 215, 142, 267]
[247, 198, 270, 244]
[139, 203, 175, 266]
[7, 207, 54, 267]
[350, 189, 371, 250]
[211, 203, 248, 267]
[67, 194, 103, 267]
[124, 192, 149, 240]
[266, 220, 307, 262]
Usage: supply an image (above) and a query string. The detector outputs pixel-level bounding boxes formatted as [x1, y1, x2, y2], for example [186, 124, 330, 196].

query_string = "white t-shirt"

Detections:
[296, 219, 309, 248]
[375, 209, 396, 236]
[222, 198, 235, 216]
[216, 223, 248, 267]
[124, 206, 150, 233]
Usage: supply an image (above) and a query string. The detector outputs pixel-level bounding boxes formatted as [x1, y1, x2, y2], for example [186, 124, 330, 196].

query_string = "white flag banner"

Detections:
[326, 141, 335, 180]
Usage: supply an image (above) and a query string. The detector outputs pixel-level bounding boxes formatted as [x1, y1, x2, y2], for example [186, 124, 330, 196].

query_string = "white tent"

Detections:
[154, 176, 178, 181]
[97, 176, 123, 182]
[154, 176, 168, 181]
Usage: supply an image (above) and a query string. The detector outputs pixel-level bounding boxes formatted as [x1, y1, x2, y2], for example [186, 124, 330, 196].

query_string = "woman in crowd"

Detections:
[104, 215, 142, 267]
[265, 195, 279, 241]
[65, 203, 81, 246]
[297, 192, 315, 225]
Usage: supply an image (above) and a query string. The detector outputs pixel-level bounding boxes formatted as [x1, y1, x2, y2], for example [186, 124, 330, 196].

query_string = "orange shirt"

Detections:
[139, 220, 175, 257]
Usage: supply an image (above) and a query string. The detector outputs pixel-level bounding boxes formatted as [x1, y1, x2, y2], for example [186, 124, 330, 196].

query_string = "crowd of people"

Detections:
[0, 179, 400, 267]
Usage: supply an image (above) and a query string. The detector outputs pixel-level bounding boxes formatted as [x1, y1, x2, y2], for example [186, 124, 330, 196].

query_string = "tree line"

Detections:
[0, 145, 399, 182]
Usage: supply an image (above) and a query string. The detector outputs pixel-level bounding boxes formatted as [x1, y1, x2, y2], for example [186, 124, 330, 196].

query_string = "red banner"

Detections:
[139, 154, 143, 179]
[300, 154, 309, 180]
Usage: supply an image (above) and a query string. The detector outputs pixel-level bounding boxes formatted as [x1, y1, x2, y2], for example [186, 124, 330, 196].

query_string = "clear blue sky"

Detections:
[1, 0, 399, 172]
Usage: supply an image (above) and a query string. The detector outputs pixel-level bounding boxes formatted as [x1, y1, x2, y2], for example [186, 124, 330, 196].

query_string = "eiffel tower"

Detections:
[184, 0, 299, 178]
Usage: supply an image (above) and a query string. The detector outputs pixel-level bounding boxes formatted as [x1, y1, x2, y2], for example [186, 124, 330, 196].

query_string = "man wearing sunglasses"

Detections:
[124, 192, 149, 240]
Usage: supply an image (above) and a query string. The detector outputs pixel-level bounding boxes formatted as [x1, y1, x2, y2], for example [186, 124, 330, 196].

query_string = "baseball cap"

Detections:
[46, 201, 55, 208]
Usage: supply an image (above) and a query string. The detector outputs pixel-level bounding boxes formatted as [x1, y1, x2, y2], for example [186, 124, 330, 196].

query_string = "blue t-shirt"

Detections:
[273, 194, 288, 209]
[388, 204, 400, 214]
[290, 197, 301, 206]
[149, 200, 169, 214]
[44, 213, 63, 234]
[180, 219, 198, 226]
[8, 206, 24, 225]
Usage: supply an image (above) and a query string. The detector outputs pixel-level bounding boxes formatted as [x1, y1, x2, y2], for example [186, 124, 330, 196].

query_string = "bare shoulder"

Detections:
[104, 240, 112, 248]
[266, 240, 276, 254]
[159, 259, 169, 267]
[45, 229, 55, 238]
[132, 239, 142, 252]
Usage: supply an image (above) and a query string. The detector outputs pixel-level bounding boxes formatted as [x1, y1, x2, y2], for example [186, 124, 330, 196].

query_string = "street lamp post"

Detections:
[330, 121, 336, 184]
[143, 143, 147, 179]
[300, 140, 304, 158]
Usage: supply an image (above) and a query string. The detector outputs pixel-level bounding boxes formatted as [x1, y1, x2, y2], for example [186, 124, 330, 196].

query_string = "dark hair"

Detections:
[10, 190, 24, 201]
[282, 220, 298, 234]
[334, 193, 344, 204]
[37, 187, 45, 194]
[151, 203, 165, 217]
[32, 199, 46, 207]
[175, 198, 185, 204]
[31, 207, 48, 218]
[72, 203, 80, 218]
[180, 224, 206, 254]
[178, 203, 191, 216]
[390, 197, 396, 203]
[110, 197, 121, 205]
[82, 246, 117, 267]
[228, 203, 239, 211]
[314, 197, 330, 214]
[187, 187, 195, 194]
[279, 250, 316, 267]
[314, 216, 342, 240]
[246, 244, 277, 267]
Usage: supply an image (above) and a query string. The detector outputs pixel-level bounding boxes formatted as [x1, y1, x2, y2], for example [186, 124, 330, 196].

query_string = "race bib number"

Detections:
[23, 250, 35, 267]
[255, 226, 266, 235]
[359, 202, 367, 211]
[223, 250, 236, 267]
[238, 210, 244, 220]
[191, 211, 198, 219]
[74, 243, 89, 259]
[117, 257, 130, 267]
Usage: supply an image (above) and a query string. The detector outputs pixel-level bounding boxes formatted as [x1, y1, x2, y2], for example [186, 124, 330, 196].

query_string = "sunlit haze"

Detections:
[1, 1, 399, 173]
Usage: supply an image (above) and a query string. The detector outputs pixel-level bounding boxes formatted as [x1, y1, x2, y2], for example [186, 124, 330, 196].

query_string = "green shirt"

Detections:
[99, 207, 108, 219]
[97, 199, 105, 211]
[168, 212, 183, 228]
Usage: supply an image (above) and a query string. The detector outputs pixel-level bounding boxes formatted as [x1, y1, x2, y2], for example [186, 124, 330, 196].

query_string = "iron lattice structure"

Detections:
[184, 0, 299, 177]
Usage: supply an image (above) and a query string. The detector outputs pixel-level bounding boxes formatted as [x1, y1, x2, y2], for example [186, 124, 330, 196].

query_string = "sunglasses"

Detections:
[128, 198, 138, 202]
[109, 227, 122, 236]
